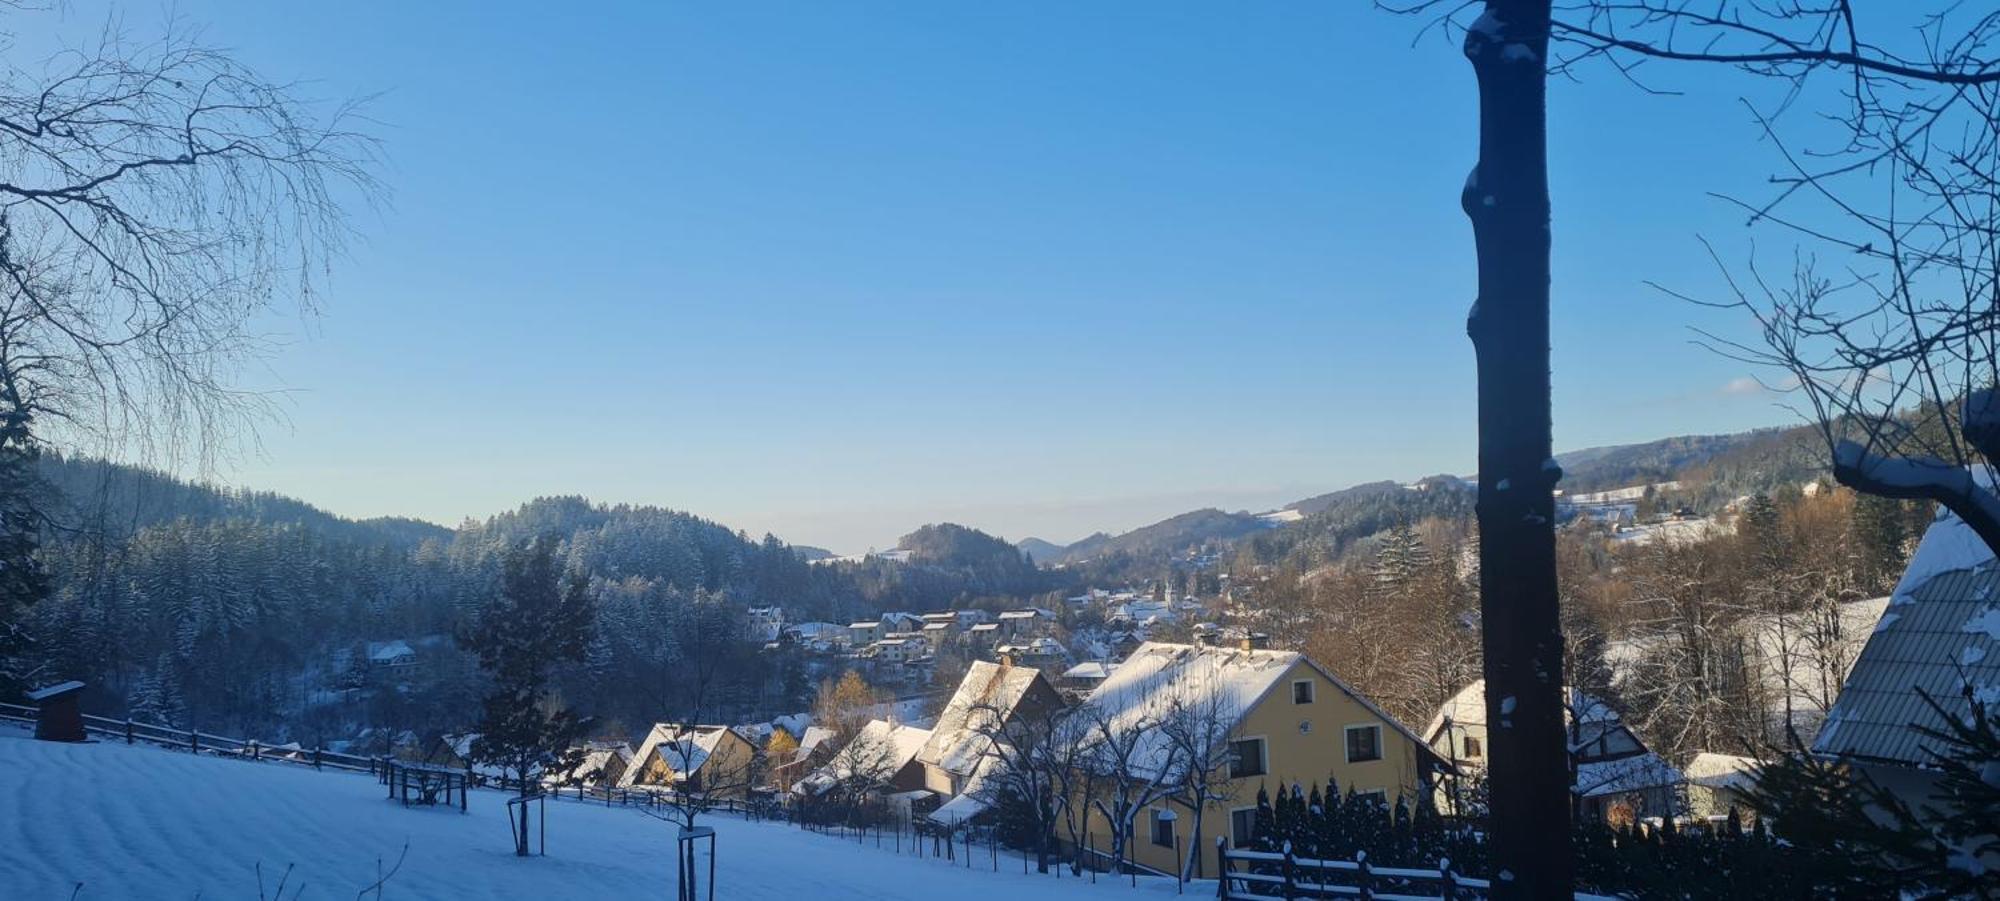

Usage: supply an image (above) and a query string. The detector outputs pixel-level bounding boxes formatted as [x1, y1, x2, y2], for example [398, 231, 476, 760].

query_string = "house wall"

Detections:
[1074, 659, 1427, 877]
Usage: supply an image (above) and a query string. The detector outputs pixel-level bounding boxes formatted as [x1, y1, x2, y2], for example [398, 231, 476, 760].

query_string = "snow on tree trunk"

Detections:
[1461, 1, 1573, 896]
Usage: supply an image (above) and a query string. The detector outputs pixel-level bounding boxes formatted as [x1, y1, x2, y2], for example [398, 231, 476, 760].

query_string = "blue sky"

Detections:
[27, 2, 1822, 552]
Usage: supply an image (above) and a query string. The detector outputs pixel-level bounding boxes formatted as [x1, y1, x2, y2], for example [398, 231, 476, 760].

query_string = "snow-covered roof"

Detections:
[1815, 557, 2000, 766]
[928, 792, 989, 827]
[551, 744, 633, 784]
[917, 661, 1057, 778]
[1576, 752, 1681, 798]
[621, 724, 744, 787]
[26, 681, 84, 701]
[366, 640, 415, 663]
[1683, 752, 1760, 791]
[968, 623, 999, 633]
[1061, 662, 1115, 681]
[797, 719, 932, 796]
[796, 726, 838, 760]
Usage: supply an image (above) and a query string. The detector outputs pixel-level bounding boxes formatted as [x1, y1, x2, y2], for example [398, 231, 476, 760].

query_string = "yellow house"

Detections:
[1075, 641, 1441, 878]
[619, 724, 759, 800]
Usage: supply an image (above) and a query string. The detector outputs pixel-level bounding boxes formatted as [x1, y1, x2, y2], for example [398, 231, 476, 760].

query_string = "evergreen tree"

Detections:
[0, 381, 47, 696]
[463, 536, 596, 854]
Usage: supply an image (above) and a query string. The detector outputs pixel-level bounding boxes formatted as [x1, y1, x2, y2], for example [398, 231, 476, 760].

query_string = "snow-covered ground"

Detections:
[0, 725, 1176, 900]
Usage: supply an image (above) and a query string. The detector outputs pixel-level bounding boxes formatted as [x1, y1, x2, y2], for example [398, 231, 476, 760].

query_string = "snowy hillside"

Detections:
[0, 726, 1175, 900]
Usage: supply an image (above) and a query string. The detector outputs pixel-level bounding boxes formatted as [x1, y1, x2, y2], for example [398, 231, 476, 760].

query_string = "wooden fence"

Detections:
[1215, 839, 1489, 901]
[0, 701, 381, 775]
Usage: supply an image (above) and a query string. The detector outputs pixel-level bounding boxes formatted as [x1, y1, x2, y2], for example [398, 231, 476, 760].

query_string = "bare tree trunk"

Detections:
[1462, 1, 1572, 896]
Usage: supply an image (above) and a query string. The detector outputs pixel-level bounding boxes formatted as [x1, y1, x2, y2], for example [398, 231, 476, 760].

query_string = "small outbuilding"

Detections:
[29, 680, 87, 742]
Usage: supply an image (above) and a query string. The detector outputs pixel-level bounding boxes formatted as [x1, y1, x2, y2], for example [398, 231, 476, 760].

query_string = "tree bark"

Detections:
[1462, 1, 1573, 896]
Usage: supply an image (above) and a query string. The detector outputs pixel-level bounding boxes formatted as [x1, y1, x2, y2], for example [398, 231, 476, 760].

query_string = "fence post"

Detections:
[313, 747, 322, 770]
[125, 719, 134, 744]
[1280, 840, 1297, 900]
[190, 730, 199, 755]
[250, 739, 260, 761]
[1355, 850, 1372, 901]
[1440, 857, 1457, 901]
[1215, 838, 1228, 899]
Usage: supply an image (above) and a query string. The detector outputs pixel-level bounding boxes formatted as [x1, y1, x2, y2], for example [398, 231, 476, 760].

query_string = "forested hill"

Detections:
[37, 454, 452, 548]
[1554, 425, 1823, 504]
[1053, 508, 1268, 565]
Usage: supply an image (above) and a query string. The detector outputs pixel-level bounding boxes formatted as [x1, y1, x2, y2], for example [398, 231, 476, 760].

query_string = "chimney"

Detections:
[1239, 633, 1270, 651]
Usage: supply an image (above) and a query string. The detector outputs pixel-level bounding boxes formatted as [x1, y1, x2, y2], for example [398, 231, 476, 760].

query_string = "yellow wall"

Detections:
[1075, 659, 1427, 877]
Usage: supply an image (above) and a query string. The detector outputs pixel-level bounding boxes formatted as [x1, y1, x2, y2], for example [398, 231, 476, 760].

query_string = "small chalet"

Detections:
[1425, 679, 1682, 824]
[621, 724, 758, 799]
[797, 719, 931, 799]
[550, 742, 634, 787]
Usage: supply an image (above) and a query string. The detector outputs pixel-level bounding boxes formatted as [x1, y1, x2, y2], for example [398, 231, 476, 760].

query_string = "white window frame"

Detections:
[1343, 723, 1383, 764]
[1228, 805, 1259, 848]
[1228, 735, 1269, 779]
[1291, 679, 1315, 705]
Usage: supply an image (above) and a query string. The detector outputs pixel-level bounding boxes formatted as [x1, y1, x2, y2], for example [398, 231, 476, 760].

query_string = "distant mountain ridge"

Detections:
[1014, 423, 1824, 568]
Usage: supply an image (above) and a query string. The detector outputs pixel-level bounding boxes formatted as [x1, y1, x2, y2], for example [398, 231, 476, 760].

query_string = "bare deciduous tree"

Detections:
[0, 10, 378, 466]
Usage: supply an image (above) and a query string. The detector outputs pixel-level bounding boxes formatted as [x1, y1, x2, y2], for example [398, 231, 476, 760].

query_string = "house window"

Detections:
[1354, 789, 1387, 808]
[1151, 810, 1175, 847]
[1228, 738, 1267, 778]
[1345, 724, 1382, 763]
[1230, 808, 1258, 848]
[1292, 680, 1315, 704]
[1462, 735, 1483, 759]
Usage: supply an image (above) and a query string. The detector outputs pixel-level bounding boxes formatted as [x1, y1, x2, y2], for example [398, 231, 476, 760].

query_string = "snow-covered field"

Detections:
[0, 725, 1177, 900]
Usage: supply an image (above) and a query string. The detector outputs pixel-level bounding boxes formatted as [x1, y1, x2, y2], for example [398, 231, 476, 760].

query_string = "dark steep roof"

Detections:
[1814, 566, 2000, 766]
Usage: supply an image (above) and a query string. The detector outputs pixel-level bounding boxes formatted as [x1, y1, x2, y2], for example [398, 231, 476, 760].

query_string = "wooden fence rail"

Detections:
[1215, 839, 1488, 901]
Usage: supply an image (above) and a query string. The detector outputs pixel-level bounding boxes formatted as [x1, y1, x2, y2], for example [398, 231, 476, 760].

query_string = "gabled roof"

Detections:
[621, 724, 748, 787]
[916, 661, 1059, 778]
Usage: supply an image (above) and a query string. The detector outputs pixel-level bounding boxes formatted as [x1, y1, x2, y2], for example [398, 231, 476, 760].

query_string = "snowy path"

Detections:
[0, 727, 1181, 900]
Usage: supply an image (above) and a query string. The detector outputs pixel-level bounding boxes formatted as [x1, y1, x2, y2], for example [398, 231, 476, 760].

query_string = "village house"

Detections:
[746, 605, 785, 643]
[621, 724, 759, 800]
[1059, 660, 1116, 697]
[797, 718, 932, 801]
[548, 741, 634, 788]
[995, 637, 1069, 670]
[965, 622, 1002, 650]
[846, 621, 882, 648]
[879, 611, 924, 634]
[365, 639, 418, 670]
[996, 608, 1054, 639]
[1425, 679, 1682, 824]
[916, 660, 1065, 821]
[1076, 641, 1442, 877]
[1813, 505, 2000, 823]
